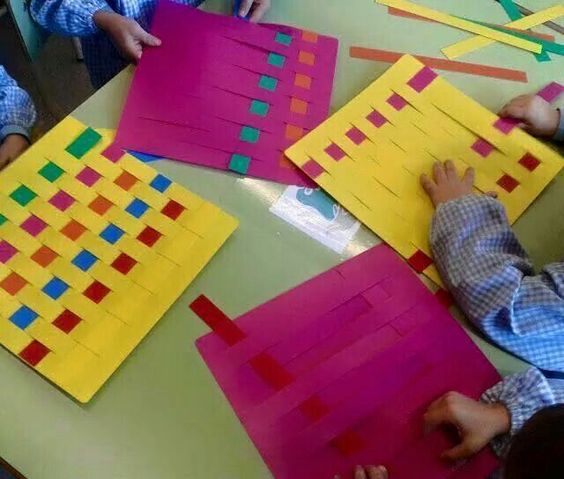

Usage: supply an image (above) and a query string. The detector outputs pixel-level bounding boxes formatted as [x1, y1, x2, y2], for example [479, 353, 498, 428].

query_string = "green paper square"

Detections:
[229, 154, 251, 175]
[0, 214, 7, 226]
[275, 32, 292, 46]
[259, 75, 278, 92]
[268, 52, 286, 68]
[250, 100, 270, 117]
[66, 127, 102, 159]
[39, 162, 64, 182]
[240, 126, 260, 144]
[10, 185, 37, 206]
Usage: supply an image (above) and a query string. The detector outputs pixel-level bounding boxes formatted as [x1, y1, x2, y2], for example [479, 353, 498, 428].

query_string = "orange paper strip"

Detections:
[386, 6, 556, 41]
[349, 46, 528, 83]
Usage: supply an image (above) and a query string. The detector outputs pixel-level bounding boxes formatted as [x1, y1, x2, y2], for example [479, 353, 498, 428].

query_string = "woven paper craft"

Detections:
[285, 56, 562, 284]
[113, 0, 338, 186]
[0, 117, 238, 403]
[193, 245, 500, 479]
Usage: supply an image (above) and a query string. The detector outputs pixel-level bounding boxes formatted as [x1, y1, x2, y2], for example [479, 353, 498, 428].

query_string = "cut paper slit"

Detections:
[0, 116, 238, 403]
[285, 56, 563, 286]
[113, 1, 338, 186]
[349, 46, 528, 83]
[196, 245, 501, 479]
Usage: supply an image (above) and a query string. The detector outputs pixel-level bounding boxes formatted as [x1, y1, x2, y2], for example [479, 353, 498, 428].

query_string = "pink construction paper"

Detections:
[493, 117, 519, 134]
[408, 66, 438, 93]
[76, 167, 101, 187]
[114, 0, 338, 186]
[302, 159, 325, 179]
[471, 138, 495, 157]
[20, 215, 47, 237]
[387, 93, 407, 111]
[325, 143, 346, 161]
[196, 245, 500, 479]
[0, 240, 17, 263]
[537, 81, 563, 103]
[367, 110, 387, 128]
[346, 127, 366, 145]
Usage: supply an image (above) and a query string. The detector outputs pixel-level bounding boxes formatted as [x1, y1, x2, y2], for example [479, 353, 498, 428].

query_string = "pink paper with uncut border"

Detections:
[196, 245, 501, 479]
[114, 0, 338, 185]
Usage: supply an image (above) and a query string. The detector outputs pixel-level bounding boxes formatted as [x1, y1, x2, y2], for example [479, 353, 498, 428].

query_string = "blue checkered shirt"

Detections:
[30, 0, 206, 88]
[0, 66, 36, 142]
[431, 194, 564, 374]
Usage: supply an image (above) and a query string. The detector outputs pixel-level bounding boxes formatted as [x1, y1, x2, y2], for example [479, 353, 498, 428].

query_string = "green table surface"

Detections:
[1, 1, 562, 478]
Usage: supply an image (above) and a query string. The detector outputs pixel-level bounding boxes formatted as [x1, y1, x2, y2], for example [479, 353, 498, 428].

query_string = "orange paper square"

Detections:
[301, 31, 319, 43]
[294, 73, 312, 90]
[89, 195, 113, 215]
[31, 246, 58, 267]
[298, 51, 316, 66]
[285, 124, 305, 142]
[61, 220, 87, 241]
[114, 171, 138, 191]
[290, 98, 309, 115]
[0, 272, 27, 295]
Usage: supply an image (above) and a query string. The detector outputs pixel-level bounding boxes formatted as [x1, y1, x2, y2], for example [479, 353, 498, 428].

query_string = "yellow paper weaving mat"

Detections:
[286, 55, 562, 284]
[0, 116, 238, 403]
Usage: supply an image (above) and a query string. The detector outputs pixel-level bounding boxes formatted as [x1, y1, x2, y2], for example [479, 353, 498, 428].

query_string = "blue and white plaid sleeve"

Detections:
[30, 0, 113, 36]
[430, 195, 564, 373]
[481, 368, 564, 456]
[0, 66, 37, 142]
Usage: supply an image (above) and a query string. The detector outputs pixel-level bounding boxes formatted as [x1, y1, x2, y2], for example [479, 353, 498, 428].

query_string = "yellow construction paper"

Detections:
[285, 56, 562, 285]
[0, 116, 238, 403]
[443, 5, 564, 59]
[376, 0, 542, 54]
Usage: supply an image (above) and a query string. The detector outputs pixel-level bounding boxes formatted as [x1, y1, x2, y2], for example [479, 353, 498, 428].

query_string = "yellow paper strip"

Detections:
[443, 5, 564, 59]
[376, 0, 542, 54]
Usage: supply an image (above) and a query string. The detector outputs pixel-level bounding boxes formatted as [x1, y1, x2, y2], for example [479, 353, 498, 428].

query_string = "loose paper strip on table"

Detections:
[285, 56, 562, 285]
[443, 5, 564, 59]
[114, 0, 338, 186]
[0, 116, 238, 402]
[375, 0, 542, 54]
[194, 244, 501, 479]
[350, 46, 528, 82]
[386, 4, 557, 41]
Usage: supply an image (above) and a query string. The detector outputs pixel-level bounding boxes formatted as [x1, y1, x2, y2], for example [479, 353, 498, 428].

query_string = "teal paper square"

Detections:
[250, 100, 270, 117]
[275, 32, 292, 46]
[259, 75, 278, 92]
[240, 126, 261, 144]
[268, 52, 286, 68]
[229, 154, 251, 175]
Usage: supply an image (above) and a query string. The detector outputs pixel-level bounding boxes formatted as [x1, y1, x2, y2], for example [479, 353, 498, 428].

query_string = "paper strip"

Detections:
[442, 5, 564, 59]
[349, 46, 528, 82]
[375, 0, 542, 54]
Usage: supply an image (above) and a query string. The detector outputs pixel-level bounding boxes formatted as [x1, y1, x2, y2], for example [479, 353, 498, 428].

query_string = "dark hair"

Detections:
[504, 404, 564, 479]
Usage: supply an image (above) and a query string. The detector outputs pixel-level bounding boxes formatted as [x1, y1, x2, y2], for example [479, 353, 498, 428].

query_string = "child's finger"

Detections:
[420, 174, 436, 196]
[441, 441, 475, 462]
[355, 465, 368, 479]
[239, 0, 253, 16]
[140, 30, 162, 47]
[249, 1, 269, 22]
[444, 160, 457, 180]
[432, 161, 447, 184]
[499, 104, 527, 120]
[462, 167, 475, 187]
[366, 465, 388, 479]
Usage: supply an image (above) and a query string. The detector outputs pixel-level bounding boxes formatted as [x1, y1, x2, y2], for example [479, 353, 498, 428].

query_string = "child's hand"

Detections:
[499, 94, 560, 138]
[334, 465, 388, 479]
[420, 161, 476, 207]
[0, 134, 30, 170]
[93, 10, 161, 63]
[424, 392, 510, 462]
[237, 0, 271, 22]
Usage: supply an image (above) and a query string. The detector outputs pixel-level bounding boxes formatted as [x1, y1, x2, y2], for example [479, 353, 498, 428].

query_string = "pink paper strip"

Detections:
[493, 117, 519, 134]
[76, 167, 101, 187]
[346, 127, 367, 145]
[387, 93, 407, 111]
[0, 240, 17, 263]
[20, 215, 47, 237]
[114, 0, 338, 186]
[48, 191, 75, 211]
[367, 110, 387, 128]
[408, 66, 438, 93]
[325, 143, 346, 161]
[471, 138, 495, 157]
[302, 159, 325, 178]
[196, 245, 500, 479]
[537, 82, 563, 103]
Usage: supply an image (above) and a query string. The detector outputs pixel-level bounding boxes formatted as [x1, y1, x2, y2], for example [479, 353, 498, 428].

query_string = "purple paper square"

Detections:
[493, 118, 519, 135]
[49, 191, 75, 211]
[387, 93, 407, 111]
[367, 110, 387, 128]
[324, 143, 346, 161]
[76, 167, 101, 187]
[0, 240, 18, 263]
[471, 138, 495, 158]
[20, 215, 47, 237]
[408, 67, 438, 93]
[302, 159, 324, 178]
[346, 127, 366, 145]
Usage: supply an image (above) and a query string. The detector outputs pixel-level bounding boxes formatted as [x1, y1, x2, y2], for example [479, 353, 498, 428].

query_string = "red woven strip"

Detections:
[330, 429, 365, 456]
[190, 295, 246, 346]
[249, 352, 295, 390]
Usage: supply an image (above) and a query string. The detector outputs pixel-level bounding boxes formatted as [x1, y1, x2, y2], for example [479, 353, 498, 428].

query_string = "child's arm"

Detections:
[0, 67, 36, 168]
[421, 162, 564, 372]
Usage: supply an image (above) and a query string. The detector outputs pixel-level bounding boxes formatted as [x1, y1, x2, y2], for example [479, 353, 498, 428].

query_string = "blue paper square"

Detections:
[126, 199, 149, 218]
[42, 277, 69, 300]
[100, 224, 125, 244]
[10, 306, 39, 329]
[150, 174, 172, 193]
[72, 250, 98, 272]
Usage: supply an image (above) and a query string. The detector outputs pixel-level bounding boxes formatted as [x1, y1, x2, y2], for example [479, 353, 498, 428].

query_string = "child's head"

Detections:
[504, 404, 564, 479]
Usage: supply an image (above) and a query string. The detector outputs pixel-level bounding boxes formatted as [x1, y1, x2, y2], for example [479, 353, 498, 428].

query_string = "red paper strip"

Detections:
[350, 46, 528, 83]
[190, 295, 246, 346]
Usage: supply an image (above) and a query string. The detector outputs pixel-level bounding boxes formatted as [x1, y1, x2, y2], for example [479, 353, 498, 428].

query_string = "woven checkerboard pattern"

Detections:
[0, 117, 238, 402]
[286, 55, 562, 285]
